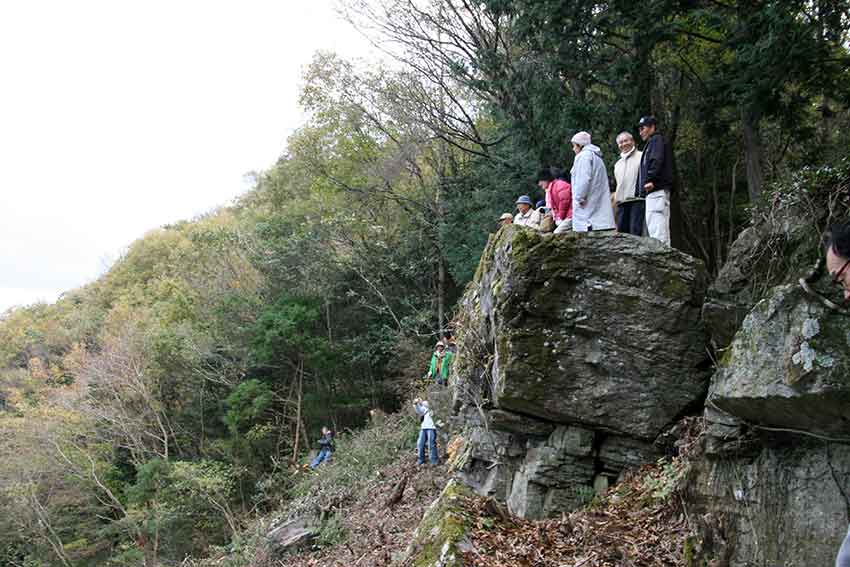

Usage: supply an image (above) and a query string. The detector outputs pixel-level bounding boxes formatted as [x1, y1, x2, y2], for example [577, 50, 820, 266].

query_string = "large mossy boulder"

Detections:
[395, 480, 474, 567]
[458, 228, 709, 441]
[451, 228, 710, 519]
[709, 284, 850, 437]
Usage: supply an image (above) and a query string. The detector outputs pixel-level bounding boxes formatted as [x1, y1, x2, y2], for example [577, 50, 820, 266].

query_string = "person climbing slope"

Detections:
[309, 426, 335, 469]
[413, 398, 439, 465]
[427, 341, 453, 386]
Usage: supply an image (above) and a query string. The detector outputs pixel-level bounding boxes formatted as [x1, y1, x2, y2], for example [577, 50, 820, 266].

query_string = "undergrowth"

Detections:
[285, 412, 420, 517]
[187, 410, 421, 567]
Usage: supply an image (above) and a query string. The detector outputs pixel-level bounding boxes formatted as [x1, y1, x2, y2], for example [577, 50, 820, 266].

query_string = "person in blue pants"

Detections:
[309, 427, 334, 469]
[414, 398, 439, 465]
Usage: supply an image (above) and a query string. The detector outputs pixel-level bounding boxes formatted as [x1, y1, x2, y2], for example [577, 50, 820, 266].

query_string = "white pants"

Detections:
[645, 191, 670, 245]
[554, 218, 573, 234]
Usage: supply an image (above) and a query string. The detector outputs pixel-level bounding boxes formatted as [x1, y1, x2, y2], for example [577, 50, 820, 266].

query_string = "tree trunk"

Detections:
[325, 300, 333, 345]
[292, 359, 303, 465]
[632, 32, 654, 117]
[741, 107, 764, 201]
[667, 75, 684, 251]
[728, 157, 740, 251]
[712, 165, 722, 271]
[435, 175, 446, 336]
[437, 256, 446, 335]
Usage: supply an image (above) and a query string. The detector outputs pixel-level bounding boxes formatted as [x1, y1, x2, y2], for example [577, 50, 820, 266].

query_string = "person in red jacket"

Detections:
[536, 168, 573, 233]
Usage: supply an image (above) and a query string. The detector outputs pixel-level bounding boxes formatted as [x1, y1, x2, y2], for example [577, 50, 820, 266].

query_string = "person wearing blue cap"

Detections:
[513, 195, 541, 229]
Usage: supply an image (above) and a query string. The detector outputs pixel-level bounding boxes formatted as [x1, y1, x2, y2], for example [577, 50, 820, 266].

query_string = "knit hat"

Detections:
[571, 131, 592, 146]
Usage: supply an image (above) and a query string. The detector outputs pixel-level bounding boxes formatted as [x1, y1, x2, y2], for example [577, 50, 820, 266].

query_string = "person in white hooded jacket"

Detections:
[569, 131, 616, 232]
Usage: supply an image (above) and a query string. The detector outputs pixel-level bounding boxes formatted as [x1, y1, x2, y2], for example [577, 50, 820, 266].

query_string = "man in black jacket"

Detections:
[636, 116, 672, 245]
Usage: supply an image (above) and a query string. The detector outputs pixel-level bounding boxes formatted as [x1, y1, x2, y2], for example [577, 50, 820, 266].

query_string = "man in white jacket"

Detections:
[569, 131, 616, 232]
[613, 131, 644, 236]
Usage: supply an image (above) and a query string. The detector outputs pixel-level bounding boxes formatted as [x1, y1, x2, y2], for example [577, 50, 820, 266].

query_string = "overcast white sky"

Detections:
[0, 0, 375, 313]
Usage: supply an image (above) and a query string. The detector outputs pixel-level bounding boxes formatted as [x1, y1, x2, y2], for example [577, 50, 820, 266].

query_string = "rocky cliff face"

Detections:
[703, 160, 850, 350]
[433, 163, 850, 564]
[688, 162, 850, 566]
[450, 227, 710, 519]
[691, 285, 850, 566]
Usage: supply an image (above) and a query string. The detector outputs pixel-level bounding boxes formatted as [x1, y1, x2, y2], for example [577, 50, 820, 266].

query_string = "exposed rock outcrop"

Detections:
[703, 159, 850, 349]
[432, 161, 850, 562]
[267, 517, 316, 553]
[451, 228, 710, 519]
[396, 480, 476, 567]
[688, 433, 850, 567]
[690, 161, 850, 565]
[709, 284, 850, 437]
[690, 283, 850, 566]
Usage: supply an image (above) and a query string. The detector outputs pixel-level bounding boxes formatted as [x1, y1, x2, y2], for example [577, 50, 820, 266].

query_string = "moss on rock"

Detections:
[398, 480, 474, 567]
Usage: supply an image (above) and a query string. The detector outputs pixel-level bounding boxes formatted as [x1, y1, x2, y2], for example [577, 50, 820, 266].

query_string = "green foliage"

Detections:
[126, 458, 172, 506]
[251, 295, 330, 367]
[317, 510, 348, 547]
[441, 157, 535, 286]
[224, 379, 274, 435]
[0, 2, 847, 563]
[126, 458, 238, 559]
[105, 546, 146, 566]
[640, 458, 690, 502]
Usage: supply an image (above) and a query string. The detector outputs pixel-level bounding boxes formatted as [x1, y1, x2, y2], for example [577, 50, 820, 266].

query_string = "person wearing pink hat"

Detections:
[569, 131, 615, 232]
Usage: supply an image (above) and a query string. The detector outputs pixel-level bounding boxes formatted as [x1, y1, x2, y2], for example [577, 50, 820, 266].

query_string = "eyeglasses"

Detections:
[831, 258, 850, 288]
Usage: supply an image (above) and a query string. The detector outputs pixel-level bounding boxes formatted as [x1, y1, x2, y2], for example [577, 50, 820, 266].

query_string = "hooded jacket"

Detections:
[570, 144, 616, 232]
[548, 179, 572, 223]
[636, 132, 674, 197]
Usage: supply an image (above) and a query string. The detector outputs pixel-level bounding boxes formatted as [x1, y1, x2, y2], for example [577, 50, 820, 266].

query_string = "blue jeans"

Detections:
[417, 428, 438, 464]
[310, 447, 332, 469]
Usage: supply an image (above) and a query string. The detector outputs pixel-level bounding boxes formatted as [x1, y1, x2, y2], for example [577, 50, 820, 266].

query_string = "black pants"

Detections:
[616, 200, 645, 236]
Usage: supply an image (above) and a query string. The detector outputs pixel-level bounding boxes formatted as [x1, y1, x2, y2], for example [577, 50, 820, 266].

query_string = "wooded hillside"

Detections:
[1, 1, 849, 564]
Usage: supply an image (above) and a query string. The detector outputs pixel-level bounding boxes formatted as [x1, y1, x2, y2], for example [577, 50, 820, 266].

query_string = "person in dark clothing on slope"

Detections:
[309, 426, 335, 469]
